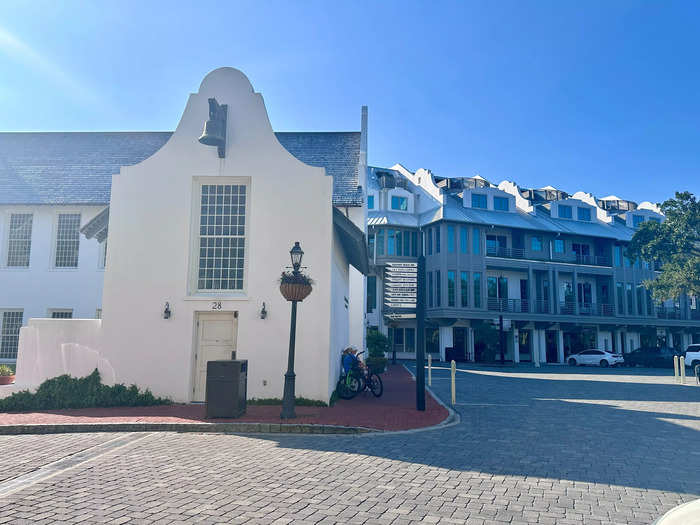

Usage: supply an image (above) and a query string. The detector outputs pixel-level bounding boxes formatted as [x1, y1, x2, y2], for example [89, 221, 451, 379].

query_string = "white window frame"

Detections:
[3, 212, 33, 268]
[51, 211, 82, 270]
[188, 177, 251, 297]
[48, 308, 74, 319]
[0, 309, 24, 361]
[1, 209, 34, 270]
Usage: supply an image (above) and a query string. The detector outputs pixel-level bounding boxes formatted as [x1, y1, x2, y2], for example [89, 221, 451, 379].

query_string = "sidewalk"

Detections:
[0, 365, 449, 434]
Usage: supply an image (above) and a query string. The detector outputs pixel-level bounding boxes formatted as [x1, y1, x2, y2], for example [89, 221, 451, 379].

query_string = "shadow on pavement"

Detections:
[252, 365, 700, 496]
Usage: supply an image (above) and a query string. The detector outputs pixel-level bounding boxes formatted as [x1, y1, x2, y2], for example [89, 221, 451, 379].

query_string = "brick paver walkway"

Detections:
[0, 365, 447, 432]
[0, 364, 697, 524]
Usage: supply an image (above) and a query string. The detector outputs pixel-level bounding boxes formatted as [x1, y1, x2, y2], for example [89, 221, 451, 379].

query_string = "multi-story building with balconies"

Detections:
[365, 164, 700, 364]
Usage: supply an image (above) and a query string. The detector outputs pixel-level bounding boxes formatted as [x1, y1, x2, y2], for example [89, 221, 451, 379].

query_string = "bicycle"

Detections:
[337, 351, 383, 399]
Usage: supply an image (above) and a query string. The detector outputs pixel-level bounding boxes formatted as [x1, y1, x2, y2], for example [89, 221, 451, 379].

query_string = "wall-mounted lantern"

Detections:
[163, 302, 172, 320]
[198, 98, 228, 158]
[260, 302, 268, 319]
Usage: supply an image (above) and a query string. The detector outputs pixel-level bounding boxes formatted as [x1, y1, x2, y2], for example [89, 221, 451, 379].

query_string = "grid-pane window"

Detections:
[366, 276, 377, 311]
[460, 227, 468, 253]
[402, 231, 410, 256]
[198, 184, 246, 291]
[447, 225, 455, 253]
[472, 194, 487, 209]
[436, 270, 441, 306]
[7, 214, 33, 267]
[493, 196, 509, 211]
[577, 207, 591, 221]
[49, 309, 73, 319]
[435, 226, 441, 253]
[460, 271, 469, 307]
[55, 214, 81, 268]
[367, 195, 374, 209]
[447, 270, 456, 307]
[391, 196, 408, 211]
[387, 229, 395, 256]
[0, 311, 23, 359]
[558, 205, 572, 219]
[473, 272, 482, 308]
[554, 239, 565, 253]
[633, 215, 645, 227]
[428, 272, 433, 308]
[472, 228, 480, 254]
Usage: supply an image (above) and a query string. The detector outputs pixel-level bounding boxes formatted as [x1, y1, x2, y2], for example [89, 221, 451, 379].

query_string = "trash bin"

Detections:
[205, 359, 247, 418]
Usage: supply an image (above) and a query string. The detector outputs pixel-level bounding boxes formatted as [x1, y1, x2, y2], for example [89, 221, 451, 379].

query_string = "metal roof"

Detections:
[0, 131, 363, 206]
[370, 189, 637, 242]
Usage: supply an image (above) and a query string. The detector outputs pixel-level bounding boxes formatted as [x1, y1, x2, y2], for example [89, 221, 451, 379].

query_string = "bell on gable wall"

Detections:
[198, 97, 227, 158]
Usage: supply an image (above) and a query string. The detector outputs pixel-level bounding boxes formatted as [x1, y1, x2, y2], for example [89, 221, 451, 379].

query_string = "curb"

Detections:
[396, 363, 461, 434]
[0, 422, 377, 436]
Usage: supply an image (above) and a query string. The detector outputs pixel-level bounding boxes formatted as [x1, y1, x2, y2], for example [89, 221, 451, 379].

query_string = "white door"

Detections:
[192, 312, 237, 402]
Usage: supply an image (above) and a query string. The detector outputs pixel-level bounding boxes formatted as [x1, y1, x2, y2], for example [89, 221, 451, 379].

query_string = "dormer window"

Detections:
[367, 195, 374, 210]
[632, 215, 645, 227]
[472, 194, 487, 209]
[493, 196, 510, 211]
[391, 196, 407, 211]
[558, 205, 572, 219]
[577, 207, 591, 221]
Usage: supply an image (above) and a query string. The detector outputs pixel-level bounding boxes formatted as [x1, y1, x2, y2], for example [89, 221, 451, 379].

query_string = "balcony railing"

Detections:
[578, 303, 615, 317]
[487, 298, 529, 313]
[558, 301, 614, 316]
[486, 246, 611, 267]
[486, 246, 525, 259]
[656, 307, 682, 319]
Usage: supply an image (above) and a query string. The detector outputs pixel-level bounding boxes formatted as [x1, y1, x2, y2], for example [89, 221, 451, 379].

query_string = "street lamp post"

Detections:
[280, 242, 311, 419]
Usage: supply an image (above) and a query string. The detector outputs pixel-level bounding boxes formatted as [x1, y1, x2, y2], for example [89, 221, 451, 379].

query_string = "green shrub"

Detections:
[0, 365, 14, 377]
[0, 369, 171, 412]
[366, 329, 389, 374]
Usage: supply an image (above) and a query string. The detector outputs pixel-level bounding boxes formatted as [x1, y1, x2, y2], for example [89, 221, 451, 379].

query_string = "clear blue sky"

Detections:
[1, 1, 698, 204]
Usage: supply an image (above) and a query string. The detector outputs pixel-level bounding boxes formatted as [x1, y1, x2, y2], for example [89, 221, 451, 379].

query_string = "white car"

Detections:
[568, 349, 624, 368]
[684, 344, 700, 369]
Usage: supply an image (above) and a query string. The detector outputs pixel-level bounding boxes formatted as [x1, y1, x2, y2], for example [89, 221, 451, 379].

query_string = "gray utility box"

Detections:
[205, 359, 248, 418]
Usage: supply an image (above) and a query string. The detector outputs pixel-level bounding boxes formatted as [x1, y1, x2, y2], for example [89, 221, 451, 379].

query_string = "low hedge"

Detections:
[0, 369, 171, 412]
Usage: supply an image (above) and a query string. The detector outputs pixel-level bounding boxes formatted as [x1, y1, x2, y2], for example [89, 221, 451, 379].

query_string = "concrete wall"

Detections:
[9, 319, 108, 395]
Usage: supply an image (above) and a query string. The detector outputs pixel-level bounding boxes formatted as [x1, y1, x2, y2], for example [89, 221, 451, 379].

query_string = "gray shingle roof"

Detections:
[0, 131, 362, 206]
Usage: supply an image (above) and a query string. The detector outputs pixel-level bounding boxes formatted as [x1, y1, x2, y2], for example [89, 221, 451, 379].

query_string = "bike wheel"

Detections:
[337, 377, 359, 399]
[357, 374, 367, 393]
[369, 373, 383, 397]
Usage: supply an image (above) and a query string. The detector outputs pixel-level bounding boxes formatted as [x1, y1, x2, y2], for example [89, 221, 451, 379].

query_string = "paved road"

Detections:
[0, 364, 698, 524]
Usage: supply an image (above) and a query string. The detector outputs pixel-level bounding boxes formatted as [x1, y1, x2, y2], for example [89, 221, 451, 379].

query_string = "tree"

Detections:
[627, 191, 700, 300]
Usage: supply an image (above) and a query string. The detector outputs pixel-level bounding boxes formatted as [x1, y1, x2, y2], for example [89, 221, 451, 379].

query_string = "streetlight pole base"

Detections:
[280, 371, 296, 419]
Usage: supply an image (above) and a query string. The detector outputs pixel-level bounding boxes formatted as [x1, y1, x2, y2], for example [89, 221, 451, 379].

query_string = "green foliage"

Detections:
[248, 397, 327, 407]
[627, 191, 700, 300]
[366, 329, 389, 373]
[0, 369, 171, 413]
[279, 272, 314, 286]
[0, 365, 14, 377]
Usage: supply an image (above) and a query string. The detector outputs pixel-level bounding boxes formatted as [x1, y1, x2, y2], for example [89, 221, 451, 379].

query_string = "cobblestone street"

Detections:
[0, 365, 697, 524]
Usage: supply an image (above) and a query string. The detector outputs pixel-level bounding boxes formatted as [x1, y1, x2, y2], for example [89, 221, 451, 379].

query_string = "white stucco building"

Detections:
[1, 67, 368, 403]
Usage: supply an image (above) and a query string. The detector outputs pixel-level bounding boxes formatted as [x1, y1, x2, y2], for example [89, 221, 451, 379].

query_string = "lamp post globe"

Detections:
[290, 242, 304, 274]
